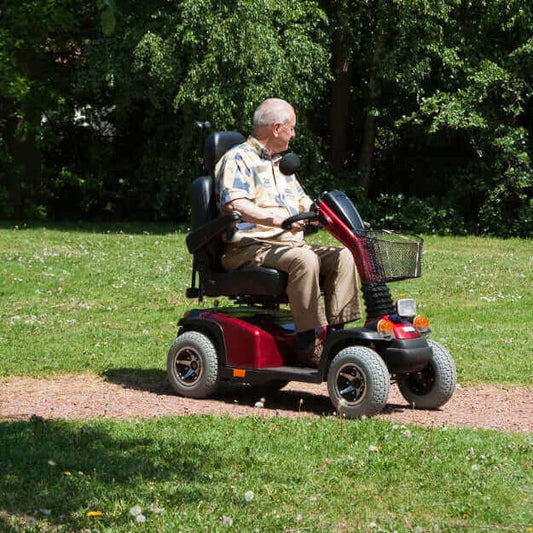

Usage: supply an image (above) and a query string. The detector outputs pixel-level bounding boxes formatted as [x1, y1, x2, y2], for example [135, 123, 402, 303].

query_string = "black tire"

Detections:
[167, 331, 220, 398]
[327, 346, 390, 418]
[397, 339, 456, 409]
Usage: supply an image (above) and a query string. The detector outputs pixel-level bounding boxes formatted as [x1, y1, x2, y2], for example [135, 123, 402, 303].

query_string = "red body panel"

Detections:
[317, 201, 374, 283]
[201, 311, 286, 368]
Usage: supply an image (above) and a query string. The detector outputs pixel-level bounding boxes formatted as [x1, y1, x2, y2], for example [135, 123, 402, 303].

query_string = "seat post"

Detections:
[186, 260, 201, 300]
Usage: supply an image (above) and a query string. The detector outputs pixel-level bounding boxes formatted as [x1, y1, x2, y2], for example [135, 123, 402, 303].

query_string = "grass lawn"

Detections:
[1, 416, 532, 533]
[1, 223, 531, 385]
[1, 223, 532, 533]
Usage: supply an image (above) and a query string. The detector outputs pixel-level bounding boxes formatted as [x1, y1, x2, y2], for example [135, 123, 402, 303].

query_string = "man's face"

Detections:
[272, 111, 296, 153]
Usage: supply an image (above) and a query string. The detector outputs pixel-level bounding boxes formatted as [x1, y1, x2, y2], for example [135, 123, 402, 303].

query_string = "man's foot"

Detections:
[295, 336, 324, 369]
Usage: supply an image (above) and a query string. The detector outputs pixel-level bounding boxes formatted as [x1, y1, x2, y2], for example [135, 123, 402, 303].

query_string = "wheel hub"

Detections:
[174, 347, 203, 387]
[336, 363, 367, 406]
[406, 365, 435, 396]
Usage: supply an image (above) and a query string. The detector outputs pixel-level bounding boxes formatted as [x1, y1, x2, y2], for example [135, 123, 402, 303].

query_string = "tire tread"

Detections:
[167, 331, 220, 398]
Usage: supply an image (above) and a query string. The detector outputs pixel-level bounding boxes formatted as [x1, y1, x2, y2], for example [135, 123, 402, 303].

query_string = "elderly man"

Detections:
[215, 98, 361, 367]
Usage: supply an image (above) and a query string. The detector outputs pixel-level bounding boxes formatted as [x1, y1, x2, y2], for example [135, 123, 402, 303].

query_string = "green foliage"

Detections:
[1, 0, 533, 235]
[0, 0, 96, 218]
[52, 0, 330, 220]
[382, 0, 533, 237]
[98, 0, 120, 35]
[170, 0, 329, 126]
[325, 0, 533, 237]
[365, 193, 467, 236]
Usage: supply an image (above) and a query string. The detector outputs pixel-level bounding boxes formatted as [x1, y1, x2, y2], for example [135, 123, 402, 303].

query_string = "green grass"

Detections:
[1, 223, 533, 532]
[1, 416, 532, 533]
[1, 223, 532, 384]
[404, 235, 533, 385]
[0, 222, 188, 376]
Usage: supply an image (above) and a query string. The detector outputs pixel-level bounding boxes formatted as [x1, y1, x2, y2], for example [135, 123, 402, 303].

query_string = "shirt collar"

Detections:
[246, 136, 282, 164]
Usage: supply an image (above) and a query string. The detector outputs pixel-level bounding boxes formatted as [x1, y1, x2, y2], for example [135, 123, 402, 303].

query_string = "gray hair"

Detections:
[253, 98, 294, 128]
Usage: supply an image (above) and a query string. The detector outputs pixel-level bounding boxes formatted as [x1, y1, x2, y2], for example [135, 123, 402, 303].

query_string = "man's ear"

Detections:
[272, 123, 282, 137]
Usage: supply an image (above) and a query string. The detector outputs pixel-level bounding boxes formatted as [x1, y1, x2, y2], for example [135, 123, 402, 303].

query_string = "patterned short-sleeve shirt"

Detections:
[215, 136, 313, 244]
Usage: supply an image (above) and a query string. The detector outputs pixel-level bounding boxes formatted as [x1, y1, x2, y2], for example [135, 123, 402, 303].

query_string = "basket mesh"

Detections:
[362, 231, 423, 283]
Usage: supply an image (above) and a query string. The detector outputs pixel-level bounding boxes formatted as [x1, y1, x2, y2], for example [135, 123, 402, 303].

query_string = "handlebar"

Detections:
[281, 211, 318, 230]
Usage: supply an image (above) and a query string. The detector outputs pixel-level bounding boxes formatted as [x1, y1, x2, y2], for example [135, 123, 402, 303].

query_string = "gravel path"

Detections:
[1, 373, 532, 433]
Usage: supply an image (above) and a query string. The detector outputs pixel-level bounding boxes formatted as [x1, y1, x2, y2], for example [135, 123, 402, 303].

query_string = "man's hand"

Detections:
[288, 220, 307, 233]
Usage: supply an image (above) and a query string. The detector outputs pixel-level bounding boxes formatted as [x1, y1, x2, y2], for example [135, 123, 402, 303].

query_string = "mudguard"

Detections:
[324, 328, 433, 374]
[178, 316, 227, 365]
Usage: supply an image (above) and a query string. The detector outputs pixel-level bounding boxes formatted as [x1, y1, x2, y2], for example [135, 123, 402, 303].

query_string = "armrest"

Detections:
[186, 212, 240, 254]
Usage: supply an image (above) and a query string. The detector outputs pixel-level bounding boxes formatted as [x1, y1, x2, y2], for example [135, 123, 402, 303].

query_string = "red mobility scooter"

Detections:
[167, 131, 456, 418]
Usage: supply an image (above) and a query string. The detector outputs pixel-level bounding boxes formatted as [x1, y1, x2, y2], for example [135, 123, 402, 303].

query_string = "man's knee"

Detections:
[288, 247, 320, 276]
[338, 247, 355, 269]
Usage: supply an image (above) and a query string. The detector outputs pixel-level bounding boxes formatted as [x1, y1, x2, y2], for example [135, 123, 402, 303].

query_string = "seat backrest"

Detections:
[187, 130, 288, 302]
[191, 175, 217, 230]
[189, 175, 223, 276]
[191, 131, 245, 230]
[203, 131, 246, 176]
[190, 131, 245, 278]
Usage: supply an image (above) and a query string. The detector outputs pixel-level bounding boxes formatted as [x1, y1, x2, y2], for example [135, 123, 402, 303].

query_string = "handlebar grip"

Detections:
[281, 211, 318, 230]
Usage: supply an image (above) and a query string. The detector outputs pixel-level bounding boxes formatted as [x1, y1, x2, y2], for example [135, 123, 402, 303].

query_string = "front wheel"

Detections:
[167, 331, 220, 398]
[397, 339, 456, 409]
[327, 346, 390, 419]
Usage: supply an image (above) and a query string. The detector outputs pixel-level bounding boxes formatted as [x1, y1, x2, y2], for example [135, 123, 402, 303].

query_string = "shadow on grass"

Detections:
[217, 382, 336, 417]
[103, 367, 335, 417]
[0, 417, 217, 532]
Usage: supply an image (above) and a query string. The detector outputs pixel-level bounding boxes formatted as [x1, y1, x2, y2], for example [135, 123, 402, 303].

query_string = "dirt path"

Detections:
[1, 373, 532, 433]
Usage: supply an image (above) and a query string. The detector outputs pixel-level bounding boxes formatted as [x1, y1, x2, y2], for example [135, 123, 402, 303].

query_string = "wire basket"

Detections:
[361, 230, 423, 283]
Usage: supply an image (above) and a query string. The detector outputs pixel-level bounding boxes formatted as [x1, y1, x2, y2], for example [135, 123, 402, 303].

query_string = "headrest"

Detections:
[203, 131, 245, 175]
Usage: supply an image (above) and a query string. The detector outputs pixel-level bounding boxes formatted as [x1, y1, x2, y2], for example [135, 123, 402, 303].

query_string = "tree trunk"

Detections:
[5, 50, 47, 217]
[329, 24, 352, 175]
[358, 28, 385, 194]
[7, 115, 42, 217]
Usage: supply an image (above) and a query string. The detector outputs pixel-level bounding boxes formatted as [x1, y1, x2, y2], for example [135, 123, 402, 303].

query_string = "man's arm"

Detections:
[224, 198, 306, 233]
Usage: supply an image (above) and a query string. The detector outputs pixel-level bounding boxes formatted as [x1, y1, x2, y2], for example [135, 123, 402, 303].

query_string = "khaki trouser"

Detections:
[221, 240, 362, 332]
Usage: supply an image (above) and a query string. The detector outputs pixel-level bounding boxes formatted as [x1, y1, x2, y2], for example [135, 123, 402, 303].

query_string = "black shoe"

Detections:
[295, 337, 324, 369]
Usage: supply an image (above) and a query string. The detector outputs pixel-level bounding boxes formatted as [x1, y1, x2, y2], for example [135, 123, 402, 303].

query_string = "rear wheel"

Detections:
[327, 346, 390, 418]
[397, 339, 456, 409]
[167, 331, 220, 398]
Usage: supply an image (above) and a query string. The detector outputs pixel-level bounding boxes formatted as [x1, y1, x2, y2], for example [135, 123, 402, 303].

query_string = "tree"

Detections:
[0, 0, 91, 217]
[393, 0, 533, 235]
[70, 0, 331, 219]
[1, 0, 532, 235]
[321, 0, 533, 235]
